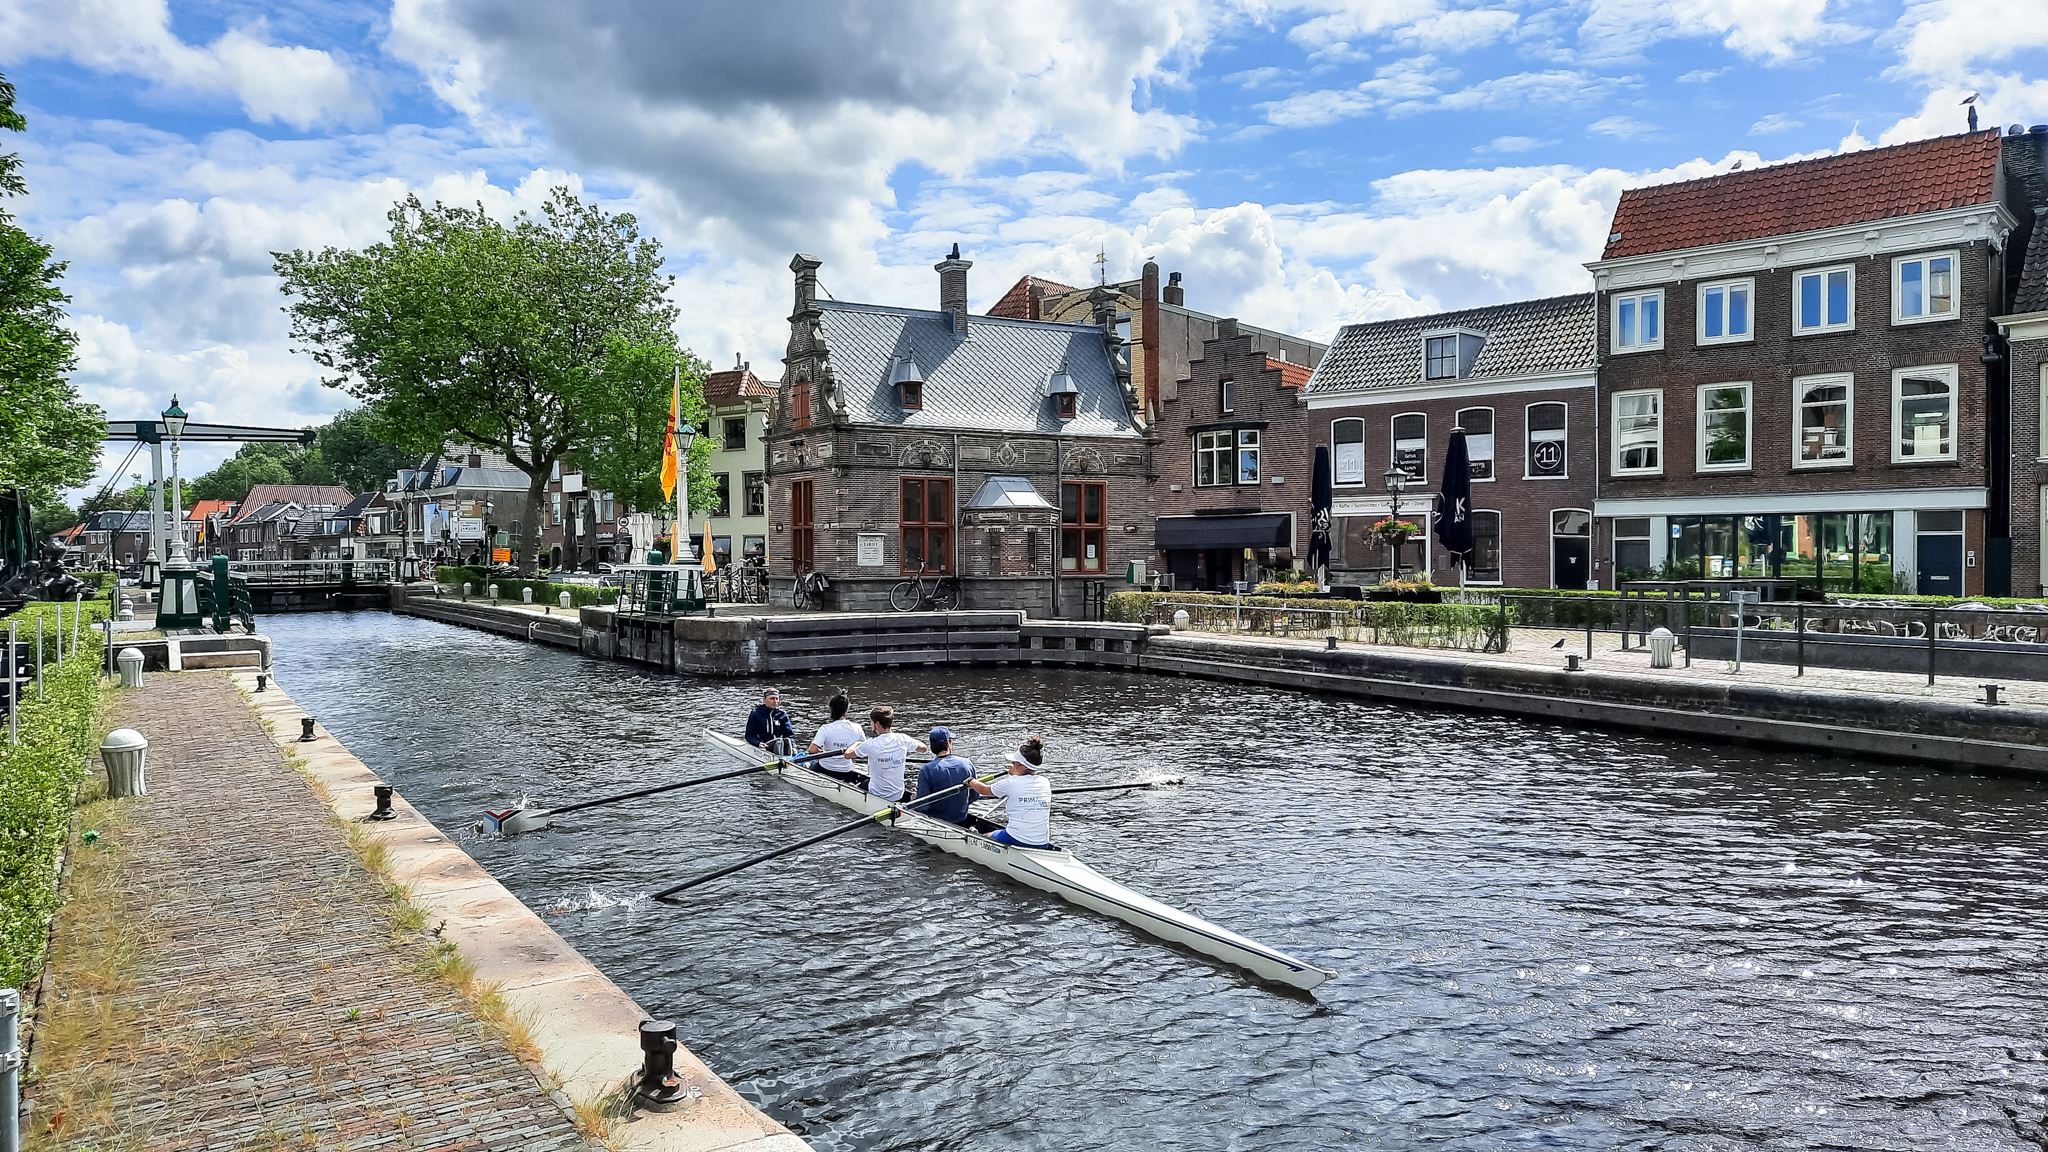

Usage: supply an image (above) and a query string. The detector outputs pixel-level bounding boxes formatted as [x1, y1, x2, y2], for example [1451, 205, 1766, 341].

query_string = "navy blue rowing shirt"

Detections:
[745, 704, 793, 748]
[914, 754, 975, 824]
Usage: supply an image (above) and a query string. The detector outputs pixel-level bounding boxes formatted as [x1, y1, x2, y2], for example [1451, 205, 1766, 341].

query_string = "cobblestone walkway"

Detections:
[43, 671, 593, 1151]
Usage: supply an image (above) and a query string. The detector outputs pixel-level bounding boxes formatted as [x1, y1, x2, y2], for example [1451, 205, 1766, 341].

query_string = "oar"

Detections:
[1054, 778, 1184, 796]
[651, 774, 995, 901]
[476, 749, 851, 836]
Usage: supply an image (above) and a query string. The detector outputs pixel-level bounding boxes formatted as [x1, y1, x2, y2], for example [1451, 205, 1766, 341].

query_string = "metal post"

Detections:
[7, 621, 15, 746]
[72, 594, 81, 659]
[149, 438, 166, 581]
[1734, 600, 1744, 673]
[2, 986, 20, 1152]
[1585, 617, 1593, 661]
[34, 616, 43, 701]
[1683, 588, 1693, 668]
[1927, 605, 1937, 686]
[1795, 602, 1805, 677]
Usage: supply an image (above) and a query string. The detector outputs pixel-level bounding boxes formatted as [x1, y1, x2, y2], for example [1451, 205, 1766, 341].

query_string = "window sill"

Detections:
[1520, 474, 1571, 481]
[1891, 314, 1961, 327]
[1696, 466, 1751, 475]
[1695, 335, 1755, 347]
[1793, 326, 1855, 338]
[1609, 471, 1664, 480]
[1887, 458, 1960, 467]
[1610, 345, 1665, 356]
[1791, 460, 1854, 471]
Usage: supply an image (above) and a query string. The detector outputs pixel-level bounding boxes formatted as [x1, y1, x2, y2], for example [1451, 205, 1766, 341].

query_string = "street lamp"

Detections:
[162, 396, 188, 564]
[673, 422, 697, 565]
[1383, 462, 1409, 580]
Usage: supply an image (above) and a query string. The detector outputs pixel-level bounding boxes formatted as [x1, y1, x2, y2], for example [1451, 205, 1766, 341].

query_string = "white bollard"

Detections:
[117, 647, 145, 688]
[488, 583, 500, 604]
[559, 591, 573, 610]
[100, 728, 149, 796]
[522, 586, 533, 604]
[1648, 626, 1675, 669]
[1172, 609, 1190, 631]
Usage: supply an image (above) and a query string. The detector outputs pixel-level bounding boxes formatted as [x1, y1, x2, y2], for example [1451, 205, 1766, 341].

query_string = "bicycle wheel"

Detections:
[889, 579, 921, 612]
[792, 578, 813, 610]
[930, 580, 959, 610]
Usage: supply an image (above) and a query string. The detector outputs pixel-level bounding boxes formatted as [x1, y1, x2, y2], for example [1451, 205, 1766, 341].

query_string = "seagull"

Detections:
[1963, 92, 1980, 132]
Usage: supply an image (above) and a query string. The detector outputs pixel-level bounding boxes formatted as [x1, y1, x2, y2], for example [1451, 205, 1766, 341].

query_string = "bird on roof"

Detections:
[1962, 93, 1979, 132]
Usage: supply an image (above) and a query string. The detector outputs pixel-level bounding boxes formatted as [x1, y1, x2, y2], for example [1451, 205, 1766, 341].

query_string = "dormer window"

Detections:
[1055, 392, 1077, 419]
[889, 355, 925, 410]
[1425, 336, 1458, 380]
[1046, 359, 1079, 421]
[902, 380, 923, 409]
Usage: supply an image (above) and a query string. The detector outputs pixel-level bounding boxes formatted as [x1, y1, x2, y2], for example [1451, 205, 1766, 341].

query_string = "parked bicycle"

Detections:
[889, 559, 959, 612]
[791, 569, 831, 610]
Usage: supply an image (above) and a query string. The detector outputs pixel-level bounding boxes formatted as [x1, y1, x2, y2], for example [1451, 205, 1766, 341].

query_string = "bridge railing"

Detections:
[228, 559, 396, 587]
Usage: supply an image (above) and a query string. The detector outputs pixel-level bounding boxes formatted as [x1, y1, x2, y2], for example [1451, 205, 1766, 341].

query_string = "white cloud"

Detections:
[1260, 59, 1615, 126]
[1678, 67, 1732, 83]
[1876, 3, 2048, 144]
[1588, 115, 1658, 138]
[1479, 136, 1555, 153]
[1750, 112, 1803, 134]
[0, 0, 373, 130]
[1578, 0, 1866, 64]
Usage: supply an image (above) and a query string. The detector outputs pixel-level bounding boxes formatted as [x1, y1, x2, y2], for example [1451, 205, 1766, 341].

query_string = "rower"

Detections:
[842, 706, 925, 802]
[807, 692, 866, 786]
[967, 736, 1053, 848]
[745, 687, 795, 755]
[910, 727, 975, 826]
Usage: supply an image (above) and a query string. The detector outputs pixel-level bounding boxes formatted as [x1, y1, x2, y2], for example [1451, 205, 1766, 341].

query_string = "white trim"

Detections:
[1466, 508, 1504, 585]
[1329, 416, 1368, 486]
[1890, 362, 1959, 463]
[1695, 381, 1752, 472]
[1792, 372, 1855, 470]
[1453, 405, 1497, 482]
[2039, 363, 2048, 464]
[1548, 507, 1593, 590]
[1891, 249, 1961, 327]
[1524, 399, 1569, 480]
[1611, 388, 1664, 476]
[1304, 370, 1594, 408]
[1594, 485, 1988, 517]
[1391, 410, 1427, 481]
[1791, 263, 1856, 335]
[1695, 276, 1755, 346]
[1587, 201, 2016, 289]
[1611, 288, 1665, 353]
[1992, 308, 2048, 341]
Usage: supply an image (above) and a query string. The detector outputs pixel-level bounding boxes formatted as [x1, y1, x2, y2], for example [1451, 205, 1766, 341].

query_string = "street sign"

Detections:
[491, 547, 512, 563]
[454, 516, 483, 541]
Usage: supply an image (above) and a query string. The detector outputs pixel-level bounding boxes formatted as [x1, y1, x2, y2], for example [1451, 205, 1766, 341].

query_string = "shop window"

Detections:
[1061, 482, 1106, 573]
[743, 535, 766, 559]
[1332, 419, 1365, 485]
[1613, 517, 1652, 579]
[1469, 511, 1502, 583]
[1392, 413, 1425, 481]
[900, 478, 953, 574]
[1455, 407, 1494, 480]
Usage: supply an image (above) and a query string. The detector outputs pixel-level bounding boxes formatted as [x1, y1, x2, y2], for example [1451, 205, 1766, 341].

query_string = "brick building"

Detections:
[1588, 130, 2024, 597]
[1993, 125, 2048, 597]
[1151, 320, 1316, 589]
[699, 359, 774, 567]
[765, 248, 1152, 615]
[1303, 294, 1597, 588]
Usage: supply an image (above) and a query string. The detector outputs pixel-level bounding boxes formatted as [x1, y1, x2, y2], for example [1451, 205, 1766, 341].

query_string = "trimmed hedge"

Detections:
[432, 566, 618, 607]
[0, 600, 109, 989]
[1105, 590, 1507, 652]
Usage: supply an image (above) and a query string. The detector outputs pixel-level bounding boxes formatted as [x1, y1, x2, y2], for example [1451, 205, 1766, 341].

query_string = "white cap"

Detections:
[1005, 748, 1040, 771]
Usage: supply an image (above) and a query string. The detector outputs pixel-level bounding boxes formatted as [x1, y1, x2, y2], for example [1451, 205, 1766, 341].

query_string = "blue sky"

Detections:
[4, 0, 2045, 492]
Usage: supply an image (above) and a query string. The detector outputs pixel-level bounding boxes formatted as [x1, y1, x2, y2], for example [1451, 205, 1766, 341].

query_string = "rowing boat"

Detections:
[701, 729, 1335, 992]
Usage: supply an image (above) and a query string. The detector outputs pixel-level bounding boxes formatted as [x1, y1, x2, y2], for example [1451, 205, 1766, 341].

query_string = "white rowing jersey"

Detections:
[854, 731, 922, 800]
[992, 773, 1053, 846]
[811, 718, 864, 760]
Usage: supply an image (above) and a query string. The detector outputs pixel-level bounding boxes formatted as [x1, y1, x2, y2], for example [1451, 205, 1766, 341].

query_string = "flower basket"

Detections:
[1370, 517, 1421, 547]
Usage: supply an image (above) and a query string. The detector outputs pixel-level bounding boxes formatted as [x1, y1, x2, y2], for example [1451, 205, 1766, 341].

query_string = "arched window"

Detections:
[1331, 419, 1365, 484]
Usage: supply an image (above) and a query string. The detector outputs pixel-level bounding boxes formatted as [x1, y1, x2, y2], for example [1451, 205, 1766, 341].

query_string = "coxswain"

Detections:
[910, 727, 975, 826]
[745, 687, 795, 755]
[807, 692, 866, 785]
[843, 706, 926, 802]
[967, 736, 1053, 848]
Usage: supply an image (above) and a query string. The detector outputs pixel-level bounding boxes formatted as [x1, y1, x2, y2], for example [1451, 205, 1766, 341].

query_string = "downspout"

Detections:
[1052, 437, 1063, 617]
[952, 432, 961, 591]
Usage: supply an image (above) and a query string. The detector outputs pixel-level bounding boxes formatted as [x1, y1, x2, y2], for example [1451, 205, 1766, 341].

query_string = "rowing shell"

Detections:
[702, 730, 1334, 992]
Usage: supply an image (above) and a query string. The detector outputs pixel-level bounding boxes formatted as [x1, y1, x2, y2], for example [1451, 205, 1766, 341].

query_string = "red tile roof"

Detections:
[1269, 358, 1312, 391]
[185, 499, 236, 522]
[703, 367, 774, 400]
[1602, 131, 2003, 261]
[986, 275, 1081, 319]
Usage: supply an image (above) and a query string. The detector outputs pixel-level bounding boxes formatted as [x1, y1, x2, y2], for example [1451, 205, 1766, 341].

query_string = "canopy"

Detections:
[1156, 513, 1290, 551]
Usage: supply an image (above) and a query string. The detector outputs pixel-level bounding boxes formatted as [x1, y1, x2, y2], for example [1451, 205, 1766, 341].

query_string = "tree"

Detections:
[186, 448, 296, 503]
[313, 404, 414, 496]
[575, 335, 714, 523]
[0, 72, 103, 511]
[275, 188, 688, 574]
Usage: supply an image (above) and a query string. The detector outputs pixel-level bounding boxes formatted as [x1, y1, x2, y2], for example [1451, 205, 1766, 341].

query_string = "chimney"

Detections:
[1140, 261, 1161, 422]
[936, 243, 971, 336]
[1027, 282, 1048, 321]
[1163, 271, 1184, 306]
[1218, 317, 1240, 341]
[790, 253, 823, 316]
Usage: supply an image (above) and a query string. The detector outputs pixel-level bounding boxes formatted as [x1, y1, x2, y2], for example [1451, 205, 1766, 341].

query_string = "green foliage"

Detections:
[576, 335, 717, 517]
[1103, 590, 1506, 652]
[187, 445, 297, 502]
[276, 188, 689, 575]
[183, 404, 413, 503]
[432, 566, 617, 607]
[0, 74, 103, 510]
[0, 599, 109, 988]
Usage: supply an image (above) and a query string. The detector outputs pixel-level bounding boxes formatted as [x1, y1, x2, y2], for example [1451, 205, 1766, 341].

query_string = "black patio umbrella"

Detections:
[1434, 428, 1475, 581]
[1308, 445, 1333, 572]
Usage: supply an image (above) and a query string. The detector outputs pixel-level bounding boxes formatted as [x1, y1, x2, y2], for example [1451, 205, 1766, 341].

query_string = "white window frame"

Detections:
[1696, 277, 1755, 346]
[1891, 363, 1959, 463]
[1194, 429, 1234, 487]
[1220, 377, 1235, 414]
[1236, 428, 1262, 485]
[1792, 372, 1854, 470]
[1467, 510, 1504, 585]
[2039, 364, 2048, 463]
[1454, 406, 1495, 482]
[1892, 250, 1960, 327]
[1793, 264, 1856, 335]
[1331, 418, 1366, 486]
[1391, 412, 1426, 481]
[1611, 389, 1663, 476]
[1696, 381, 1753, 473]
[1524, 401, 1568, 480]
[1611, 289, 1664, 353]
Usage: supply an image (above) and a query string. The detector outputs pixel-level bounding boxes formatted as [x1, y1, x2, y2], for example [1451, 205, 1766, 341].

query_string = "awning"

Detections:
[965, 475, 1056, 510]
[1155, 513, 1291, 551]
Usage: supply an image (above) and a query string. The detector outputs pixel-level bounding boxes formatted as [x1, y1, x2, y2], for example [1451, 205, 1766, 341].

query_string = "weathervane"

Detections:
[1094, 245, 1108, 286]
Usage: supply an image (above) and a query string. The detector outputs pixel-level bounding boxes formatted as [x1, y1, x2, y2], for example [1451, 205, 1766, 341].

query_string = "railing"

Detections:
[194, 566, 258, 634]
[615, 566, 706, 616]
[228, 559, 396, 587]
[1144, 597, 1506, 653]
[706, 562, 769, 605]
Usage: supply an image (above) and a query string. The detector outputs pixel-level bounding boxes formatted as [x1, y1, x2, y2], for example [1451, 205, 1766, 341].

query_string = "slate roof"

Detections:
[87, 510, 153, 533]
[816, 301, 1138, 437]
[1305, 294, 1596, 396]
[986, 275, 1082, 320]
[337, 492, 378, 517]
[240, 484, 353, 514]
[2017, 216, 2048, 314]
[1602, 131, 2003, 261]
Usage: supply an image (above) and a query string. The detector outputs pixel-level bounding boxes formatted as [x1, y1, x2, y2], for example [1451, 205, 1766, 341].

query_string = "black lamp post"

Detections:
[1383, 462, 1409, 579]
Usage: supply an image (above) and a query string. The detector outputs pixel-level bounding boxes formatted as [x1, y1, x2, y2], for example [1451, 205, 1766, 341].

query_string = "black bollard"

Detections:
[300, 717, 316, 742]
[255, 673, 267, 692]
[634, 1019, 685, 1104]
[369, 784, 397, 821]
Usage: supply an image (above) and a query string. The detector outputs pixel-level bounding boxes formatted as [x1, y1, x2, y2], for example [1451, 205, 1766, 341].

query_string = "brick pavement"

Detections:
[39, 671, 594, 1151]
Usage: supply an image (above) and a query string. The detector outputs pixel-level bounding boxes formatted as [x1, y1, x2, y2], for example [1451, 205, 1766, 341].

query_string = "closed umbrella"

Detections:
[1308, 445, 1333, 583]
[1434, 428, 1475, 591]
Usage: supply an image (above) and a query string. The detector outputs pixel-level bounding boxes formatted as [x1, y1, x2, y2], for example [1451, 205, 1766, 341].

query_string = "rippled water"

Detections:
[262, 611, 2048, 1151]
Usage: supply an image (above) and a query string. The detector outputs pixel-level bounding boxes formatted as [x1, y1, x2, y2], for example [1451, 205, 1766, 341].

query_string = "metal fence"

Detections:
[1144, 597, 1507, 652]
[228, 559, 396, 587]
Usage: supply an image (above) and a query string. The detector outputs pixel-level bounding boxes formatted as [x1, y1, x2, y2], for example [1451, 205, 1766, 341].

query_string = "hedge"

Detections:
[432, 566, 618, 607]
[0, 600, 109, 989]
[1105, 590, 1507, 652]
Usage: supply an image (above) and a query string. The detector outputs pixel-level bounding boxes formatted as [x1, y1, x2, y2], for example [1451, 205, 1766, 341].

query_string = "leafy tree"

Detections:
[312, 403, 414, 495]
[275, 188, 689, 573]
[575, 335, 714, 522]
[0, 72, 103, 511]
[186, 447, 296, 503]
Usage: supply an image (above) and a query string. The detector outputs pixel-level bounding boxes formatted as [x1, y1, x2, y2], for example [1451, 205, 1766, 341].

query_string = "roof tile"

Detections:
[1305, 294, 1595, 396]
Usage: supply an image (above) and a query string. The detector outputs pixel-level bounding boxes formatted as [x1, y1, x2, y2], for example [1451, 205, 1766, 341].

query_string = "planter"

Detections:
[1367, 588, 1443, 604]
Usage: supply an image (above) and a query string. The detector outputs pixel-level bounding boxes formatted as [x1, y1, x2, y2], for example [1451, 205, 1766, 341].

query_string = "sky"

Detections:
[4, 0, 2047, 495]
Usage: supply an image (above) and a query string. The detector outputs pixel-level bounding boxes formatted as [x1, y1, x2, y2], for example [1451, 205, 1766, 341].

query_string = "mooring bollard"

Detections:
[1648, 626, 1675, 669]
[100, 728, 149, 797]
[1326, 635, 1338, 650]
[559, 591, 573, 612]
[255, 672, 267, 692]
[300, 717, 316, 742]
[462, 582, 472, 602]
[1565, 653, 1582, 672]
[634, 1018, 686, 1105]
[117, 647, 145, 689]
[1982, 683, 2006, 706]
[369, 784, 397, 820]
[488, 583, 499, 605]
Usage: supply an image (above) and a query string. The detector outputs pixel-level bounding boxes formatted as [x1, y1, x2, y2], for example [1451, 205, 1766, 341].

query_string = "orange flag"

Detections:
[659, 369, 679, 503]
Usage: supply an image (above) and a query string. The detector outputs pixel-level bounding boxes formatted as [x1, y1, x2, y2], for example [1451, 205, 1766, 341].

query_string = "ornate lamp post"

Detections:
[673, 422, 697, 565]
[1382, 462, 1409, 580]
[157, 396, 205, 629]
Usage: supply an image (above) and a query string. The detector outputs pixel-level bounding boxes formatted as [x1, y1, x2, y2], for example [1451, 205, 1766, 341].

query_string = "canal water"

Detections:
[264, 612, 2048, 1151]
